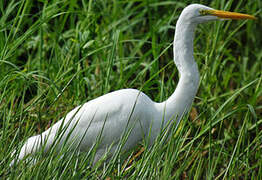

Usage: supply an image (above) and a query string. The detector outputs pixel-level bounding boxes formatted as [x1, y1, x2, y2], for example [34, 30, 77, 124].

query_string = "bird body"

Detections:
[10, 4, 255, 166]
[13, 89, 164, 164]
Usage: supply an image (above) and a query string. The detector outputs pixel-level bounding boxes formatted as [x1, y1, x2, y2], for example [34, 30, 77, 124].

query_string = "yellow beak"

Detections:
[207, 10, 256, 20]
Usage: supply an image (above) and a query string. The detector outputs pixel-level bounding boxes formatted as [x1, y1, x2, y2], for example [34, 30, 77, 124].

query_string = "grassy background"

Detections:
[0, 0, 261, 179]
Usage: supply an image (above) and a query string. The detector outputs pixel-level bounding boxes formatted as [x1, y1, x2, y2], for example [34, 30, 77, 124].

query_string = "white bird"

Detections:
[10, 4, 255, 166]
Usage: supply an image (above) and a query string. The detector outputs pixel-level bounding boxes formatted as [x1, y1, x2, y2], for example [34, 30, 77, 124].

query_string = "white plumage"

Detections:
[10, 4, 255, 166]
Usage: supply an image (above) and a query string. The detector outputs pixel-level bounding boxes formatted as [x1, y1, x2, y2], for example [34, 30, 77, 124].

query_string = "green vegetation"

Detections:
[0, 0, 261, 179]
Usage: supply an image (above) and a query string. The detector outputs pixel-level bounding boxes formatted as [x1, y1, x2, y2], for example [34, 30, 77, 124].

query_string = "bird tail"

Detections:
[9, 133, 51, 166]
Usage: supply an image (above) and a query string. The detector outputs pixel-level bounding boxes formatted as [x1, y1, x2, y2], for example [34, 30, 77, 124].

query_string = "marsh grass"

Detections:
[0, 0, 261, 179]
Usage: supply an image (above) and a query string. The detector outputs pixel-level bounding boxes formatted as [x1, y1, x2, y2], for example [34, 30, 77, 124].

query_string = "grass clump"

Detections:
[0, 0, 261, 179]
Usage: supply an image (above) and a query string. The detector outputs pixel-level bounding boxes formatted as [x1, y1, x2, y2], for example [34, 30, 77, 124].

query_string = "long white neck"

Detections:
[159, 18, 200, 125]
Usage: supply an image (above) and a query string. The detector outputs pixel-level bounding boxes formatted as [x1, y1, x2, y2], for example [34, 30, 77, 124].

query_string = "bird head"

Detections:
[180, 4, 256, 24]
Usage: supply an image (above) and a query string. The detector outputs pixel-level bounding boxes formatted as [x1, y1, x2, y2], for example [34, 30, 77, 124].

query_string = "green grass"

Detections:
[0, 0, 261, 179]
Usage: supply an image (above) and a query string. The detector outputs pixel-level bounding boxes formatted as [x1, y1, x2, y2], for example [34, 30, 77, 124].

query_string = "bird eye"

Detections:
[199, 10, 209, 16]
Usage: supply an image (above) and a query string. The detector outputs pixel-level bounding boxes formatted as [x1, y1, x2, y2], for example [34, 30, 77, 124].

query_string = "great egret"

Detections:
[10, 4, 255, 166]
